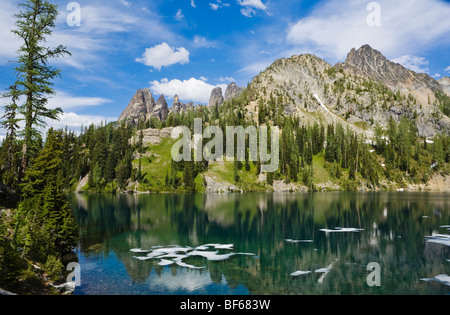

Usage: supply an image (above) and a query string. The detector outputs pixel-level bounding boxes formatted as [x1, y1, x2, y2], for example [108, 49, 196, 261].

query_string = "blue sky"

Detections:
[1, 0, 450, 138]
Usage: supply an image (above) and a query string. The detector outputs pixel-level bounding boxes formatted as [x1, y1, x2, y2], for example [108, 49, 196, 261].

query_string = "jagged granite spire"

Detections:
[118, 88, 155, 124]
[208, 87, 224, 107]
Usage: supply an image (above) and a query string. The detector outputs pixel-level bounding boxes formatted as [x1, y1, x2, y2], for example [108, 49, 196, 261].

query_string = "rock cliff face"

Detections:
[208, 87, 224, 107]
[439, 76, 450, 96]
[249, 44, 450, 138]
[118, 89, 168, 124]
[171, 95, 194, 114]
[117, 46, 449, 138]
[118, 88, 156, 124]
[153, 94, 169, 121]
[225, 82, 244, 101]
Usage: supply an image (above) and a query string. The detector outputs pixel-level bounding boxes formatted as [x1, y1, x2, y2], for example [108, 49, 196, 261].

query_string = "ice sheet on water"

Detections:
[290, 271, 311, 276]
[187, 250, 235, 261]
[285, 239, 314, 243]
[425, 234, 450, 247]
[175, 260, 205, 269]
[131, 243, 255, 269]
[133, 256, 153, 261]
[320, 227, 363, 233]
[130, 248, 149, 253]
[158, 259, 174, 266]
[420, 274, 450, 287]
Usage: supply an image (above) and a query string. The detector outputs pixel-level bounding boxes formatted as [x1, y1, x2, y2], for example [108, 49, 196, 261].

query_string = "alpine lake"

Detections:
[67, 192, 450, 295]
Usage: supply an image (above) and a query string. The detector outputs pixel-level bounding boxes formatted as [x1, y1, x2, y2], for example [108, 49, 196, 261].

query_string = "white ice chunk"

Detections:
[201, 243, 234, 250]
[130, 248, 149, 253]
[285, 239, 314, 243]
[214, 244, 234, 250]
[133, 256, 153, 261]
[320, 228, 363, 233]
[194, 245, 210, 251]
[425, 234, 450, 247]
[175, 260, 205, 269]
[317, 259, 338, 283]
[188, 250, 235, 261]
[158, 259, 174, 266]
[290, 271, 311, 276]
[420, 274, 450, 287]
[157, 253, 188, 261]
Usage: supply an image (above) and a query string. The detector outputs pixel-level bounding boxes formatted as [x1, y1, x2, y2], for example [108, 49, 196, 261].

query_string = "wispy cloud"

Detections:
[193, 35, 217, 48]
[175, 9, 184, 21]
[286, 0, 450, 63]
[209, 0, 230, 11]
[47, 91, 113, 110]
[391, 55, 429, 74]
[238, 0, 268, 17]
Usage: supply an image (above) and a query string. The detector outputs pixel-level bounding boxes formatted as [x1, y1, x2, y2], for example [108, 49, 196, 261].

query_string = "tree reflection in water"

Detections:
[68, 192, 450, 295]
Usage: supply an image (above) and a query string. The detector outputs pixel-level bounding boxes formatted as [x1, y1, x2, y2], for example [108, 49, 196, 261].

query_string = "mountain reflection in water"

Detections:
[68, 192, 450, 295]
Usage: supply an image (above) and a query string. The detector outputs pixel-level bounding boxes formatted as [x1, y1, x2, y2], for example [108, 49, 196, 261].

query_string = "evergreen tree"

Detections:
[15, 128, 78, 261]
[12, 0, 71, 171]
[0, 85, 21, 188]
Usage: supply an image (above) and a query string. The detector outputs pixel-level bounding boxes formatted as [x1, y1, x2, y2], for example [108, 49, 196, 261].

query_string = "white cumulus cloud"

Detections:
[391, 55, 429, 74]
[136, 42, 190, 70]
[149, 78, 226, 104]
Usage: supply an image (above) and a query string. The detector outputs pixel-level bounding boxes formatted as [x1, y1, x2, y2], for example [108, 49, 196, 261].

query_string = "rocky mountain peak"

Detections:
[118, 88, 156, 124]
[339, 44, 414, 88]
[154, 94, 169, 121]
[438, 76, 450, 95]
[208, 87, 224, 107]
[225, 82, 244, 101]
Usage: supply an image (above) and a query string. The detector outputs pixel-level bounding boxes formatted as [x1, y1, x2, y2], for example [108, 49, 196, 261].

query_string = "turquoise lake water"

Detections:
[67, 192, 450, 295]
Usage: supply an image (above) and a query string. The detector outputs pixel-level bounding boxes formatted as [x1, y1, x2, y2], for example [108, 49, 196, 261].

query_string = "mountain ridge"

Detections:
[119, 45, 449, 138]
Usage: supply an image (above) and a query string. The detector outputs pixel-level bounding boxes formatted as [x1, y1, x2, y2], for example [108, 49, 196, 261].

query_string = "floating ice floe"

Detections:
[290, 271, 311, 276]
[158, 259, 174, 266]
[175, 260, 205, 269]
[285, 239, 314, 243]
[425, 234, 450, 247]
[420, 274, 450, 287]
[130, 248, 150, 253]
[131, 244, 255, 269]
[133, 256, 153, 261]
[320, 227, 363, 233]
[188, 250, 234, 261]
